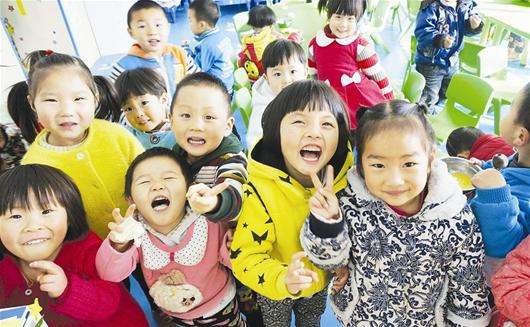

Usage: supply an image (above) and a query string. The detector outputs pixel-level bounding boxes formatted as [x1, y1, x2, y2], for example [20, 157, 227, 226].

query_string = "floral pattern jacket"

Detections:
[301, 160, 491, 326]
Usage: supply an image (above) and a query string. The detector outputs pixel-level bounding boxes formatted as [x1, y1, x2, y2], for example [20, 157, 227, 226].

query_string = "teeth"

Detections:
[188, 138, 205, 145]
[302, 145, 321, 151]
[24, 238, 48, 245]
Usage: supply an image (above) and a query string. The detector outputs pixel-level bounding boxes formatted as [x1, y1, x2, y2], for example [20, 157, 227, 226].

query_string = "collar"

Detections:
[440, 0, 457, 8]
[138, 207, 200, 246]
[315, 25, 359, 47]
[194, 27, 219, 42]
[127, 43, 174, 59]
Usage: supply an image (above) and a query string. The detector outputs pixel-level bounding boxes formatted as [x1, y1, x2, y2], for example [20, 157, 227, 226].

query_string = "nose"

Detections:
[385, 167, 405, 186]
[58, 101, 74, 117]
[23, 213, 44, 233]
[281, 73, 293, 86]
[305, 119, 322, 139]
[147, 24, 158, 35]
[136, 109, 146, 119]
[190, 116, 205, 131]
[150, 180, 165, 192]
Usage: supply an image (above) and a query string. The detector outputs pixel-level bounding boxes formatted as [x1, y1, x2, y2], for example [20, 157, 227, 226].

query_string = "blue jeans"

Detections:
[416, 62, 458, 113]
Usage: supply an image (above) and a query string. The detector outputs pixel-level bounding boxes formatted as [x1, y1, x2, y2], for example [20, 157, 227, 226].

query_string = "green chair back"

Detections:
[233, 12, 252, 40]
[233, 87, 252, 127]
[233, 67, 251, 91]
[428, 73, 494, 142]
[459, 39, 486, 75]
[402, 68, 425, 103]
[477, 45, 508, 78]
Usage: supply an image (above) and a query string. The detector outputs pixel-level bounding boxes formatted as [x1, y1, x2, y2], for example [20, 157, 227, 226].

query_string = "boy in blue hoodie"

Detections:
[187, 0, 234, 94]
[414, 0, 483, 110]
[471, 83, 530, 258]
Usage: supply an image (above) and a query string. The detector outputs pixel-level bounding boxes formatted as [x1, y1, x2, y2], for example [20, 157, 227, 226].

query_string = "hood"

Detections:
[348, 159, 468, 221]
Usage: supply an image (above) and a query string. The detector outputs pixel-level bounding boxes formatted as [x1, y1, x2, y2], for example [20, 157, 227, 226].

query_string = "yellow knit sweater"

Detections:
[22, 119, 144, 238]
[231, 142, 353, 300]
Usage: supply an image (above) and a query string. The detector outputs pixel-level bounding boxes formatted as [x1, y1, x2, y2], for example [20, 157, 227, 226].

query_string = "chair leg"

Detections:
[493, 97, 501, 135]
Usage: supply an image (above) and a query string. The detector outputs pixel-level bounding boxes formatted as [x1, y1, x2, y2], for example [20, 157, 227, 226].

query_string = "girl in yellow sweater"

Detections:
[230, 80, 353, 326]
[15, 52, 144, 239]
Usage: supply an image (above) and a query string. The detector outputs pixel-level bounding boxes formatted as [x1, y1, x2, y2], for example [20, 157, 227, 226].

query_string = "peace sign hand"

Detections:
[108, 204, 143, 252]
[186, 182, 229, 214]
[284, 252, 319, 296]
[29, 260, 67, 298]
[309, 165, 340, 221]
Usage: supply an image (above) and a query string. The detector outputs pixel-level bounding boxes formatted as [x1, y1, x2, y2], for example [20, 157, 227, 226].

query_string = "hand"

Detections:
[471, 168, 507, 189]
[29, 260, 68, 298]
[186, 182, 229, 214]
[284, 252, 319, 296]
[108, 204, 136, 252]
[443, 36, 454, 49]
[309, 165, 340, 220]
[226, 229, 234, 250]
[468, 157, 484, 168]
[331, 266, 349, 294]
[469, 14, 482, 29]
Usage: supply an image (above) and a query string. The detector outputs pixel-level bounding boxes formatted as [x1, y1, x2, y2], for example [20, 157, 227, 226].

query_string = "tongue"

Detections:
[153, 203, 169, 211]
[301, 151, 319, 160]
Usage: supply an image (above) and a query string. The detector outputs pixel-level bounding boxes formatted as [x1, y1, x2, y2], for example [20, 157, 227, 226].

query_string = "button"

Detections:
[25, 288, 32, 296]
[76, 152, 85, 160]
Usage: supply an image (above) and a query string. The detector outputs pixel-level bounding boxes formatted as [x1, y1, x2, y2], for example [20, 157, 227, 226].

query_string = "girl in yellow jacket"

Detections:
[231, 80, 353, 326]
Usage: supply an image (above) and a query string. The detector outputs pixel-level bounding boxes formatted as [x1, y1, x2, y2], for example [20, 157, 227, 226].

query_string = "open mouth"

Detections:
[300, 145, 322, 163]
[187, 137, 206, 146]
[148, 39, 160, 46]
[151, 195, 170, 211]
[22, 238, 49, 246]
[59, 122, 77, 128]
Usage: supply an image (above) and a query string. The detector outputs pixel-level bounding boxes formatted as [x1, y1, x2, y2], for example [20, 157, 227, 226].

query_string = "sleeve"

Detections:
[492, 236, 530, 326]
[414, 5, 447, 49]
[470, 185, 526, 258]
[229, 185, 296, 300]
[95, 238, 140, 283]
[445, 209, 491, 326]
[204, 151, 248, 223]
[356, 37, 393, 100]
[51, 235, 127, 321]
[300, 194, 351, 271]
[185, 51, 201, 74]
[197, 44, 216, 73]
[464, 1, 484, 36]
[307, 39, 318, 76]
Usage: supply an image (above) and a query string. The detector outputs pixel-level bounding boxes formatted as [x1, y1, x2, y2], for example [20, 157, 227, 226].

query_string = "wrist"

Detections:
[111, 240, 133, 252]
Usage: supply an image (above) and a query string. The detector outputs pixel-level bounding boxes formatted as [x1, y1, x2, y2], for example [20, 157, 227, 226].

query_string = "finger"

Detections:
[124, 204, 136, 218]
[207, 182, 230, 196]
[39, 283, 58, 294]
[111, 208, 124, 224]
[29, 261, 61, 275]
[299, 269, 319, 283]
[291, 274, 314, 284]
[291, 251, 307, 264]
[186, 183, 205, 198]
[313, 191, 329, 208]
[37, 274, 55, 285]
[309, 197, 324, 210]
[309, 172, 322, 189]
[324, 165, 334, 190]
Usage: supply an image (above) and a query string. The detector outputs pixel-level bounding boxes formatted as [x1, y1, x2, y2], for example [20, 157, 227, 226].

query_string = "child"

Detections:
[0, 164, 148, 326]
[94, 75, 122, 123]
[17, 52, 144, 239]
[471, 83, 530, 258]
[171, 72, 247, 224]
[415, 0, 483, 109]
[96, 148, 245, 326]
[110, 0, 200, 97]
[301, 100, 491, 325]
[238, 5, 300, 82]
[491, 235, 530, 326]
[446, 126, 515, 161]
[187, 0, 234, 94]
[0, 123, 27, 172]
[115, 68, 176, 149]
[247, 39, 307, 147]
[309, 0, 393, 128]
[231, 80, 354, 326]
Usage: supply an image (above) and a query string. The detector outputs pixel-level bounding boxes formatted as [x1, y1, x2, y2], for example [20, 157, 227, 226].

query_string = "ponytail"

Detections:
[94, 75, 121, 122]
[7, 81, 40, 143]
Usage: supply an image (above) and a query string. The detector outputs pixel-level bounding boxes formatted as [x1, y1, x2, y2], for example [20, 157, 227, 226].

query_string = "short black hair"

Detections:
[114, 68, 167, 106]
[171, 72, 231, 115]
[124, 147, 192, 198]
[127, 0, 166, 27]
[94, 75, 121, 123]
[318, 0, 367, 20]
[354, 100, 435, 177]
[261, 80, 351, 177]
[515, 82, 530, 132]
[446, 127, 484, 157]
[262, 39, 306, 71]
[189, 0, 220, 27]
[248, 5, 277, 28]
[0, 164, 89, 256]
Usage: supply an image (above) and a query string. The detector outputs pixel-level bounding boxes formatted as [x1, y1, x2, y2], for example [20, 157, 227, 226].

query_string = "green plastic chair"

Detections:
[428, 73, 494, 143]
[365, 0, 399, 52]
[232, 87, 252, 127]
[233, 12, 252, 41]
[459, 39, 486, 75]
[402, 68, 426, 103]
[233, 67, 251, 91]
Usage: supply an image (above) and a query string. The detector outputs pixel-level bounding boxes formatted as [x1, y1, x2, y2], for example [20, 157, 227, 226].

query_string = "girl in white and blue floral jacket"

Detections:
[301, 100, 491, 326]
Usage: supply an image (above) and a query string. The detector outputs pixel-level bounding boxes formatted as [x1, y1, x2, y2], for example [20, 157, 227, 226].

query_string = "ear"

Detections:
[126, 196, 134, 205]
[127, 27, 133, 37]
[160, 92, 169, 106]
[224, 116, 235, 137]
[514, 126, 530, 147]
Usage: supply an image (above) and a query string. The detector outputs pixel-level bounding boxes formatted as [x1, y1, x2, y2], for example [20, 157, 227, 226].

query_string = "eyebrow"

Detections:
[367, 152, 420, 160]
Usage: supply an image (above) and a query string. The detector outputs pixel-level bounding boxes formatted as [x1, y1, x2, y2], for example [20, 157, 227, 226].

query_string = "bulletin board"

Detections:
[1, 0, 77, 68]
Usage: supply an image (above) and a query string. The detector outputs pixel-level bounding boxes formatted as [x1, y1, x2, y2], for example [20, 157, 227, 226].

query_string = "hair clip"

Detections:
[44, 49, 53, 56]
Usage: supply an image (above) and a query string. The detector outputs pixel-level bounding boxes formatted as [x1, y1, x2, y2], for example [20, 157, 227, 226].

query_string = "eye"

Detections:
[370, 163, 385, 169]
[322, 121, 335, 127]
[137, 179, 149, 185]
[204, 115, 215, 120]
[75, 97, 86, 101]
[8, 214, 22, 220]
[122, 107, 132, 113]
[164, 177, 177, 180]
[44, 98, 57, 102]
[180, 113, 191, 119]
[141, 100, 149, 106]
[156, 23, 162, 28]
[42, 209, 53, 215]
[292, 120, 304, 125]
[290, 69, 298, 74]
[273, 72, 281, 77]
[404, 162, 418, 168]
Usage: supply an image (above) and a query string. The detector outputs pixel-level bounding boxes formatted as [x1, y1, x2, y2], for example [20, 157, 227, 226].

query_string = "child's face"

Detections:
[362, 129, 431, 215]
[128, 8, 169, 55]
[122, 93, 168, 132]
[129, 156, 187, 234]
[171, 86, 234, 162]
[329, 13, 357, 39]
[280, 109, 339, 186]
[500, 93, 528, 149]
[0, 192, 68, 263]
[265, 58, 307, 95]
[32, 67, 96, 146]
[187, 9, 207, 36]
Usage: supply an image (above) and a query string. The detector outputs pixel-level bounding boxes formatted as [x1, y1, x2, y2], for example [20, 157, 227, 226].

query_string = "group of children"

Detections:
[0, 0, 529, 326]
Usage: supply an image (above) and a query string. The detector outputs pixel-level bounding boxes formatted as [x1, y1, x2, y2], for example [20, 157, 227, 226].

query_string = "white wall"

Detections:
[0, 26, 25, 124]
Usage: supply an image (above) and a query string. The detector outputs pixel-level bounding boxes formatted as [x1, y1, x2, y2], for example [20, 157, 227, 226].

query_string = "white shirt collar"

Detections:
[315, 28, 359, 47]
